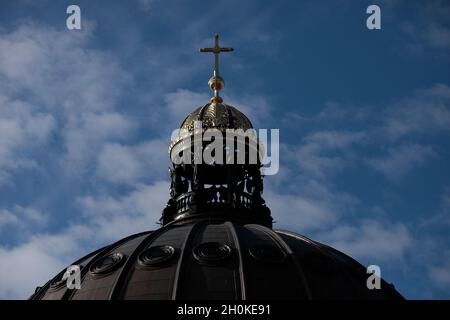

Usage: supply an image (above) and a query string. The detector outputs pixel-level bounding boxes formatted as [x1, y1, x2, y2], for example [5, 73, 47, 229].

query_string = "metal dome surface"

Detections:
[31, 219, 402, 300]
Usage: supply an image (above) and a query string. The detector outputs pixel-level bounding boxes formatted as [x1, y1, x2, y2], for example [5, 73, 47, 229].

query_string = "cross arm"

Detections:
[199, 47, 234, 53]
[219, 47, 234, 52]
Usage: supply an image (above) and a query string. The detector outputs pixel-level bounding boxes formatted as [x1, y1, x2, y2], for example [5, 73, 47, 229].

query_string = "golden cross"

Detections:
[200, 34, 234, 103]
[200, 33, 234, 77]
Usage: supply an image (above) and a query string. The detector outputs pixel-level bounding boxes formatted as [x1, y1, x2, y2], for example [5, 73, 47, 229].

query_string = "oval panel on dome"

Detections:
[138, 245, 177, 268]
[49, 265, 84, 291]
[89, 252, 125, 277]
[249, 244, 286, 263]
[49, 271, 69, 290]
[193, 242, 232, 265]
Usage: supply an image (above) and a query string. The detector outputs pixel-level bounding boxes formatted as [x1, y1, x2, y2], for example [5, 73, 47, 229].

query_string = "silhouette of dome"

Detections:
[30, 34, 403, 300]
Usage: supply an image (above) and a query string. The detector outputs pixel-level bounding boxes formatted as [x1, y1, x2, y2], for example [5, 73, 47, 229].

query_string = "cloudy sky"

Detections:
[0, 0, 450, 299]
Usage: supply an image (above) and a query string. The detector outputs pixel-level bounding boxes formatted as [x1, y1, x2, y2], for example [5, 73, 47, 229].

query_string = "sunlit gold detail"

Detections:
[199, 33, 234, 102]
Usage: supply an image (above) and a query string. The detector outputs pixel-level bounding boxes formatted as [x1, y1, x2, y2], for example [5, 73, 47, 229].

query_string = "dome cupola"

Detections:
[162, 34, 270, 227]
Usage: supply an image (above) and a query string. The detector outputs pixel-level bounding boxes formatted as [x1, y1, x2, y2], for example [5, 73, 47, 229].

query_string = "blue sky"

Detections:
[0, 0, 449, 299]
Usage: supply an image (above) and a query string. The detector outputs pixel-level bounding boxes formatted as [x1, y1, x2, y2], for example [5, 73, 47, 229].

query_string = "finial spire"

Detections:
[200, 33, 234, 104]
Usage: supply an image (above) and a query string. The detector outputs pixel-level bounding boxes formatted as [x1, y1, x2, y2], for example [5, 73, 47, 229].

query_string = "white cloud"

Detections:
[0, 181, 168, 299]
[63, 112, 136, 171]
[164, 89, 210, 128]
[428, 252, 450, 288]
[367, 143, 435, 180]
[0, 22, 175, 299]
[382, 84, 450, 140]
[0, 95, 55, 184]
[304, 131, 365, 149]
[0, 224, 92, 299]
[0, 23, 128, 112]
[0, 209, 19, 227]
[282, 85, 448, 183]
[285, 84, 450, 145]
[96, 139, 168, 185]
[419, 187, 450, 228]
[266, 177, 358, 233]
[0, 23, 135, 179]
[268, 191, 337, 231]
[223, 93, 271, 127]
[0, 205, 48, 229]
[295, 130, 365, 179]
[401, 1, 450, 53]
[77, 181, 168, 240]
[0, 241, 66, 299]
[317, 219, 413, 262]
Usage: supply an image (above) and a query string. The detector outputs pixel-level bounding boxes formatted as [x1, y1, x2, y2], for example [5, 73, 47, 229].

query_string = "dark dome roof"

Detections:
[181, 103, 253, 132]
[31, 219, 402, 300]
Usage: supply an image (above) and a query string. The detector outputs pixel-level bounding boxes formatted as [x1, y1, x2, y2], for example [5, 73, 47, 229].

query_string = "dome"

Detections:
[169, 102, 256, 161]
[30, 34, 404, 300]
[30, 220, 402, 300]
[180, 103, 253, 132]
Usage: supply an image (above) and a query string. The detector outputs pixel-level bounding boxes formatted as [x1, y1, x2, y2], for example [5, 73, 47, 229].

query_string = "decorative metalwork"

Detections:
[200, 33, 234, 104]
[161, 34, 272, 227]
[168, 102, 257, 160]
[161, 170, 271, 226]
